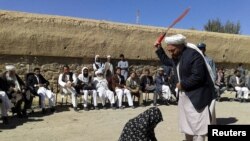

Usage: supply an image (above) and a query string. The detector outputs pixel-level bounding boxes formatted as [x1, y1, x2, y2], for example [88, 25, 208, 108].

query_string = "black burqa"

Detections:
[118, 107, 163, 141]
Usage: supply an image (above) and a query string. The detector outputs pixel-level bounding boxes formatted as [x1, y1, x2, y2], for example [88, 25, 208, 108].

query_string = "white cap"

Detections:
[5, 65, 16, 71]
[164, 34, 186, 45]
[107, 55, 111, 58]
[95, 69, 103, 76]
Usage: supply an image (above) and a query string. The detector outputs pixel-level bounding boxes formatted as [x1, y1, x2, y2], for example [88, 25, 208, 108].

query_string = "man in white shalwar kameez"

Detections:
[78, 67, 98, 111]
[155, 34, 216, 141]
[93, 70, 116, 109]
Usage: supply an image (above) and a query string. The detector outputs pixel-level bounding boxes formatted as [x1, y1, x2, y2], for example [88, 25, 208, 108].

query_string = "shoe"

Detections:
[139, 104, 146, 107]
[111, 105, 116, 110]
[42, 108, 46, 114]
[84, 107, 89, 111]
[50, 107, 56, 113]
[119, 106, 124, 110]
[94, 106, 99, 110]
[103, 105, 107, 110]
[74, 107, 79, 112]
[131, 106, 135, 109]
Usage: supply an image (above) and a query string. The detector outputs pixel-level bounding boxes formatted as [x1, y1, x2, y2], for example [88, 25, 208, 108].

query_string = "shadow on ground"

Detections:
[216, 117, 238, 125]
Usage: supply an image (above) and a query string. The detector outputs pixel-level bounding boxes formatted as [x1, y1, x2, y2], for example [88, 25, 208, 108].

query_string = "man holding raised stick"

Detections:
[154, 34, 216, 141]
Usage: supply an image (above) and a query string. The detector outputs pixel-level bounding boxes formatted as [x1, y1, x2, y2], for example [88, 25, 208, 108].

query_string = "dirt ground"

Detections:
[0, 91, 250, 141]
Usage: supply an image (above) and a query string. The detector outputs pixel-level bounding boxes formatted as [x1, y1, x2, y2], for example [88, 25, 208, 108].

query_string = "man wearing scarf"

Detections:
[93, 55, 104, 74]
[103, 55, 114, 90]
[58, 65, 79, 111]
[1, 65, 29, 118]
[155, 34, 216, 141]
[77, 67, 98, 111]
[93, 70, 116, 109]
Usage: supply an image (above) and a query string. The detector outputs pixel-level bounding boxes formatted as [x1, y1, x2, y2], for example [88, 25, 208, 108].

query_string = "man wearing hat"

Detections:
[154, 34, 216, 141]
[197, 43, 216, 82]
[1, 65, 29, 117]
[154, 67, 172, 106]
[94, 69, 116, 109]
[103, 55, 114, 90]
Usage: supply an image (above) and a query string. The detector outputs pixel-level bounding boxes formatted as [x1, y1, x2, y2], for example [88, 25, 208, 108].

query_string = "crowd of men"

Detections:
[0, 53, 176, 125]
[1, 51, 249, 126]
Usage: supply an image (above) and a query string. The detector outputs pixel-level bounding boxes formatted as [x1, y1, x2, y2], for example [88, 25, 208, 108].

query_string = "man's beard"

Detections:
[84, 73, 88, 77]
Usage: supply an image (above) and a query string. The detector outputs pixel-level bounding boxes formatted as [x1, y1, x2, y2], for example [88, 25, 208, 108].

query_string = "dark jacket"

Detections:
[140, 75, 154, 91]
[156, 46, 215, 110]
[27, 73, 49, 94]
[111, 74, 125, 91]
[154, 74, 169, 94]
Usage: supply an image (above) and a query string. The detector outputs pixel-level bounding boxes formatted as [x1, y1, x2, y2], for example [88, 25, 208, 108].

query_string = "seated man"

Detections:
[0, 77, 12, 124]
[112, 67, 134, 109]
[27, 68, 55, 114]
[126, 71, 144, 107]
[140, 69, 157, 105]
[93, 70, 116, 110]
[77, 67, 98, 111]
[215, 68, 226, 101]
[229, 69, 249, 102]
[58, 65, 79, 111]
[155, 67, 172, 105]
[1, 65, 29, 117]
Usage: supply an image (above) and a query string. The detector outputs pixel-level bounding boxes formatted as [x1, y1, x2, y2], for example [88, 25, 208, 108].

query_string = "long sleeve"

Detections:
[155, 47, 174, 67]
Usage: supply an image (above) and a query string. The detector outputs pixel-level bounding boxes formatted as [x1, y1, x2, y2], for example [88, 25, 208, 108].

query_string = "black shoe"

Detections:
[2, 117, 9, 125]
[50, 107, 56, 113]
[42, 108, 46, 114]
[103, 106, 107, 110]
[84, 107, 89, 111]
[139, 104, 146, 107]
[74, 107, 78, 112]
[94, 106, 99, 110]
[111, 105, 116, 110]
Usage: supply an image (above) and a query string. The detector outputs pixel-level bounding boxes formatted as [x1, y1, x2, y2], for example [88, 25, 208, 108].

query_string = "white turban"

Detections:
[95, 69, 103, 76]
[107, 55, 111, 58]
[5, 65, 16, 71]
[164, 34, 186, 45]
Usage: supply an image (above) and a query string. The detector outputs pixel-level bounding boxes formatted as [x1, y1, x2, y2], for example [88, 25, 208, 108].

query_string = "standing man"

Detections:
[103, 55, 114, 90]
[197, 43, 216, 82]
[58, 65, 79, 111]
[117, 54, 129, 80]
[155, 34, 216, 141]
[93, 55, 104, 74]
